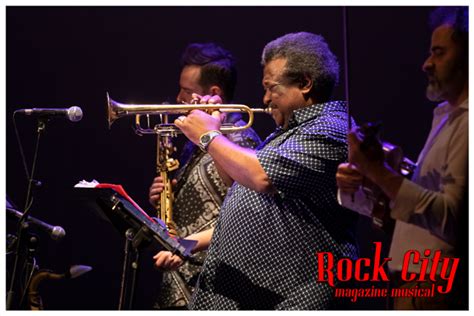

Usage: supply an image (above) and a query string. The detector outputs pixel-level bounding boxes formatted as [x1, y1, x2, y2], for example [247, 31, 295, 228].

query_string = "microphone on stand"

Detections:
[16, 106, 83, 122]
[7, 207, 66, 241]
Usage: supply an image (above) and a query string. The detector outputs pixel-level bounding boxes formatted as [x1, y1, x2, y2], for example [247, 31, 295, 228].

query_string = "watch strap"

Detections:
[198, 130, 222, 152]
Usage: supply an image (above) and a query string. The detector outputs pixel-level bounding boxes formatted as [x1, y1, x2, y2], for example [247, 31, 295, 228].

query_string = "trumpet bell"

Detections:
[107, 93, 119, 128]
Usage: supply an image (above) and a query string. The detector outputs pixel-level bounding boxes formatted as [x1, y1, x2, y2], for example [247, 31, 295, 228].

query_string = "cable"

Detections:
[12, 111, 31, 181]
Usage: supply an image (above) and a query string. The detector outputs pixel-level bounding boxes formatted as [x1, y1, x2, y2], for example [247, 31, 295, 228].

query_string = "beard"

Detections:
[425, 80, 445, 102]
[271, 108, 285, 127]
[425, 59, 467, 103]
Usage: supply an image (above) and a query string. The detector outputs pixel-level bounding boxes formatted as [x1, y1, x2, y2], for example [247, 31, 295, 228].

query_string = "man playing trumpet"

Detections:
[154, 32, 359, 310]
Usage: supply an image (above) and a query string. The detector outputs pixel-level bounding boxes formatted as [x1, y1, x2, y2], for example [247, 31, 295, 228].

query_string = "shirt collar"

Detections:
[434, 97, 469, 116]
[287, 101, 347, 129]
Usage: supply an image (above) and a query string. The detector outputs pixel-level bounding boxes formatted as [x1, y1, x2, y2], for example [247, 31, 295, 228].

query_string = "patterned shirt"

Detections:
[155, 114, 261, 309]
[190, 101, 359, 310]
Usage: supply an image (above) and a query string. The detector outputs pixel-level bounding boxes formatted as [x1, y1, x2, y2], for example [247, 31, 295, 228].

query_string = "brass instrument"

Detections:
[107, 93, 271, 135]
[28, 265, 92, 310]
[107, 93, 270, 236]
[156, 117, 179, 236]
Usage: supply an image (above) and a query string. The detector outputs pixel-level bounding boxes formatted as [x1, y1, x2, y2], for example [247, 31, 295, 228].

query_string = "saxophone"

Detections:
[155, 115, 179, 236]
[154, 118, 191, 301]
[28, 265, 92, 310]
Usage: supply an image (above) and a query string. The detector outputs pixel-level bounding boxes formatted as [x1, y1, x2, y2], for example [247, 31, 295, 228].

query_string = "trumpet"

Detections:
[106, 93, 270, 237]
[107, 93, 271, 135]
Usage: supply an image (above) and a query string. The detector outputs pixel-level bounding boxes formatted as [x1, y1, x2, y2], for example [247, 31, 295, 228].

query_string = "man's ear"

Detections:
[209, 85, 223, 98]
[299, 75, 313, 94]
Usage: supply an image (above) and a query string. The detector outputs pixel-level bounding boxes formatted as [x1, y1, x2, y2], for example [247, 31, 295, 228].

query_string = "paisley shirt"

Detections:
[155, 114, 261, 309]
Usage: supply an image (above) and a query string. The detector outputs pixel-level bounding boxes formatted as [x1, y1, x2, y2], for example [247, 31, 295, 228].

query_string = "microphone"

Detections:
[17, 106, 83, 122]
[7, 207, 66, 241]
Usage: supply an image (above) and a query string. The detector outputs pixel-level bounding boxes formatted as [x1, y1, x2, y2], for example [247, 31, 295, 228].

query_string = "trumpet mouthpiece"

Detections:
[253, 107, 272, 114]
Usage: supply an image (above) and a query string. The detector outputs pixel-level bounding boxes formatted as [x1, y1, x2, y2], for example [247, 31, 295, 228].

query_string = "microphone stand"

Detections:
[118, 228, 140, 310]
[7, 118, 47, 310]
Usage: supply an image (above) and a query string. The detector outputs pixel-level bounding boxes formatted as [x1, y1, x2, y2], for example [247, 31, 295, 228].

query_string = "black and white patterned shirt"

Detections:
[189, 101, 359, 310]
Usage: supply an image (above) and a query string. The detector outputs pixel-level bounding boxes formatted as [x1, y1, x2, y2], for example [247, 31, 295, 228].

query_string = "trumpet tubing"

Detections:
[107, 93, 271, 134]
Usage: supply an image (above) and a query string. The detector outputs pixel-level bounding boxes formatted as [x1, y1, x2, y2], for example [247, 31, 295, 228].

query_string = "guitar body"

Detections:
[356, 123, 414, 236]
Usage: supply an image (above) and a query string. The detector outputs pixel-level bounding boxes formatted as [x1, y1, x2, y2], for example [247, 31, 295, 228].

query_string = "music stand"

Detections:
[75, 186, 197, 310]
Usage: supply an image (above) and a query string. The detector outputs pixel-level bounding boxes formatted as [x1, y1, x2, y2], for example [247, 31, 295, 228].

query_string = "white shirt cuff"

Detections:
[337, 188, 374, 218]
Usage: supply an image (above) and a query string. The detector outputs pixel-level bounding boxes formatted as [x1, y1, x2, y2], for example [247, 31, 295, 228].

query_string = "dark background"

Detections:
[6, 6, 435, 310]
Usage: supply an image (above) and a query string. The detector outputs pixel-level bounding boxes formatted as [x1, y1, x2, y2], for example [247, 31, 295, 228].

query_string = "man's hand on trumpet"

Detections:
[190, 93, 222, 105]
[175, 93, 224, 145]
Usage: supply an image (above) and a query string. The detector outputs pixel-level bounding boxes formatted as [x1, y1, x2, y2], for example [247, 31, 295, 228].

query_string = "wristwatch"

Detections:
[198, 130, 222, 152]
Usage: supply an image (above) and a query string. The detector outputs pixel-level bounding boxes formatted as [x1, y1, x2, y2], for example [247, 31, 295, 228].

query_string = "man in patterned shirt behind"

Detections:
[149, 42, 261, 309]
[154, 32, 359, 309]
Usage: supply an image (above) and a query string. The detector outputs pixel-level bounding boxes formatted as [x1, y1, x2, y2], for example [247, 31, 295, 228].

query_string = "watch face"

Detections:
[201, 134, 211, 143]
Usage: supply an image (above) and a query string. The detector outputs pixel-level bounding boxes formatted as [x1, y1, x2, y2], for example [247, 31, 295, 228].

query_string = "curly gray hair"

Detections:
[261, 32, 339, 103]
